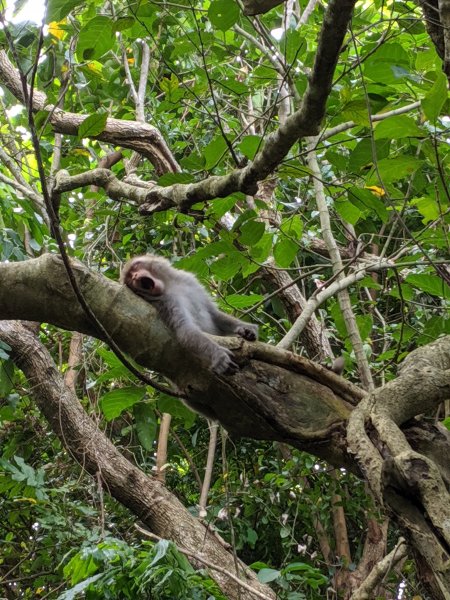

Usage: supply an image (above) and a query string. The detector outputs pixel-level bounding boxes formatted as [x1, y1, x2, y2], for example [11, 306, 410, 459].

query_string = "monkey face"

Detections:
[123, 260, 165, 299]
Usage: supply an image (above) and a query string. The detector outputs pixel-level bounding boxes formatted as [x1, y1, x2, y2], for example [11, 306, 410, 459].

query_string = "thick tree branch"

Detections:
[0, 254, 361, 468]
[137, 0, 357, 214]
[349, 538, 408, 600]
[0, 321, 274, 600]
[347, 336, 450, 595]
[0, 50, 180, 175]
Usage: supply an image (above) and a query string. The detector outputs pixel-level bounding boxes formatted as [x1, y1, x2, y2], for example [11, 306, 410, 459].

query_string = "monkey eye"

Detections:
[140, 276, 155, 290]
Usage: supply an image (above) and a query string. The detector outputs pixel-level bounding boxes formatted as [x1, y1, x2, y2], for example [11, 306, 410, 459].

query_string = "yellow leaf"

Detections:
[14, 497, 37, 504]
[86, 61, 103, 75]
[72, 148, 91, 157]
[48, 20, 66, 40]
[365, 185, 385, 197]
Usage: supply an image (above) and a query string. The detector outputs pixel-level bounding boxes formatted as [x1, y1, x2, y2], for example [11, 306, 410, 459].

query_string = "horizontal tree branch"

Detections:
[0, 254, 359, 468]
[0, 50, 180, 175]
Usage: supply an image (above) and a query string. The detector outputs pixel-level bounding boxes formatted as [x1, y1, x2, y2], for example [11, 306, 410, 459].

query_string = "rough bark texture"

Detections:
[1, 256, 450, 596]
[0, 321, 275, 600]
[0, 255, 361, 467]
[348, 336, 450, 599]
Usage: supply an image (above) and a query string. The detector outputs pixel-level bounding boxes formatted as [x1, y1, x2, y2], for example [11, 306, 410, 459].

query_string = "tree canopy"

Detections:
[0, 1, 449, 599]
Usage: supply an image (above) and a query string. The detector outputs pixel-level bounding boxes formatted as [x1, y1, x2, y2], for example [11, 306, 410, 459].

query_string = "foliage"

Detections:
[59, 538, 226, 600]
[0, 0, 448, 598]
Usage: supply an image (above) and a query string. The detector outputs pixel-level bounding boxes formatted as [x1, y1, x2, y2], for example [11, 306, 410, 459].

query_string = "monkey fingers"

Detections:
[235, 324, 258, 341]
[211, 347, 239, 376]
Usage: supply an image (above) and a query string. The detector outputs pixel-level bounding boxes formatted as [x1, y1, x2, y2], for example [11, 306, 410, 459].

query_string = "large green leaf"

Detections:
[374, 115, 423, 140]
[208, 0, 239, 31]
[77, 16, 114, 61]
[78, 113, 108, 138]
[100, 387, 146, 421]
[422, 71, 448, 122]
[406, 273, 450, 299]
[367, 156, 420, 184]
[46, 0, 85, 21]
[133, 403, 157, 451]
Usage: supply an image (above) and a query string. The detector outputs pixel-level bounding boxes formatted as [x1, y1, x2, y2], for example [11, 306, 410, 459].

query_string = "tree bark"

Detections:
[0, 321, 275, 600]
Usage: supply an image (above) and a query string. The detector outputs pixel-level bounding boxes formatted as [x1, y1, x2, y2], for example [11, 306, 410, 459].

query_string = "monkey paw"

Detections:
[211, 348, 239, 376]
[236, 324, 258, 341]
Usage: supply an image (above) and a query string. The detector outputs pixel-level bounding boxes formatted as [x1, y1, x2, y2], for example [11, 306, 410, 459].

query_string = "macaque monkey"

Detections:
[121, 255, 258, 375]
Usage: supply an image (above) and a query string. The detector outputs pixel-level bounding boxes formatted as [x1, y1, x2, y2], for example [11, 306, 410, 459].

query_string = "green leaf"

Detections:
[208, 0, 239, 31]
[78, 113, 108, 138]
[203, 136, 228, 170]
[413, 196, 441, 223]
[225, 294, 263, 309]
[442, 416, 450, 431]
[347, 187, 389, 223]
[374, 115, 423, 140]
[77, 16, 114, 61]
[367, 156, 420, 184]
[0, 360, 14, 396]
[356, 314, 373, 341]
[348, 138, 390, 171]
[133, 403, 157, 451]
[0, 340, 11, 361]
[421, 316, 450, 342]
[246, 527, 258, 546]
[57, 574, 104, 599]
[113, 17, 134, 33]
[150, 539, 171, 566]
[334, 197, 362, 225]
[341, 100, 369, 125]
[158, 172, 194, 186]
[158, 395, 197, 428]
[46, 0, 85, 22]
[406, 273, 450, 299]
[280, 215, 303, 238]
[207, 195, 240, 218]
[363, 43, 410, 85]
[249, 232, 273, 263]
[160, 74, 180, 101]
[238, 135, 262, 159]
[218, 78, 248, 95]
[257, 568, 281, 584]
[211, 253, 246, 279]
[422, 70, 448, 122]
[274, 238, 298, 268]
[239, 221, 265, 245]
[100, 387, 146, 421]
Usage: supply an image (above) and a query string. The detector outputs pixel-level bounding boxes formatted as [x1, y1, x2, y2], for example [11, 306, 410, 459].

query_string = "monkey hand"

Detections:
[211, 347, 239, 375]
[235, 323, 258, 341]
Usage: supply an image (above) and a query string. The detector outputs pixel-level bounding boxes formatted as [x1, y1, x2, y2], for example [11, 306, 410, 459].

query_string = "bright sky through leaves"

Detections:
[5, 0, 45, 23]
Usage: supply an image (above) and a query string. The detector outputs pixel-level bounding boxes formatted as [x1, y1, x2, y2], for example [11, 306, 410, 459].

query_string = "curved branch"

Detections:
[0, 321, 274, 600]
[137, 0, 357, 214]
[0, 254, 359, 467]
[0, 50, 180, 175]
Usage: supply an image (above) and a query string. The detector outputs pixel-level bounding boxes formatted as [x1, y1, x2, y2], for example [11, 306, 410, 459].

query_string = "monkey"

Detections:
[121, 255, 258, 375]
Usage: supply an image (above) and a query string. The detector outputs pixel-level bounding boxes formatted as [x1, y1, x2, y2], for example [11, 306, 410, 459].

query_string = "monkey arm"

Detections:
[158, 298, 239, 374]
[210, 308, 258, 341]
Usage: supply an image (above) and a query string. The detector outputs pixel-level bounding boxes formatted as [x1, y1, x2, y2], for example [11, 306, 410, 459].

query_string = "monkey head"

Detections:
[121, 256, 166, 300]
